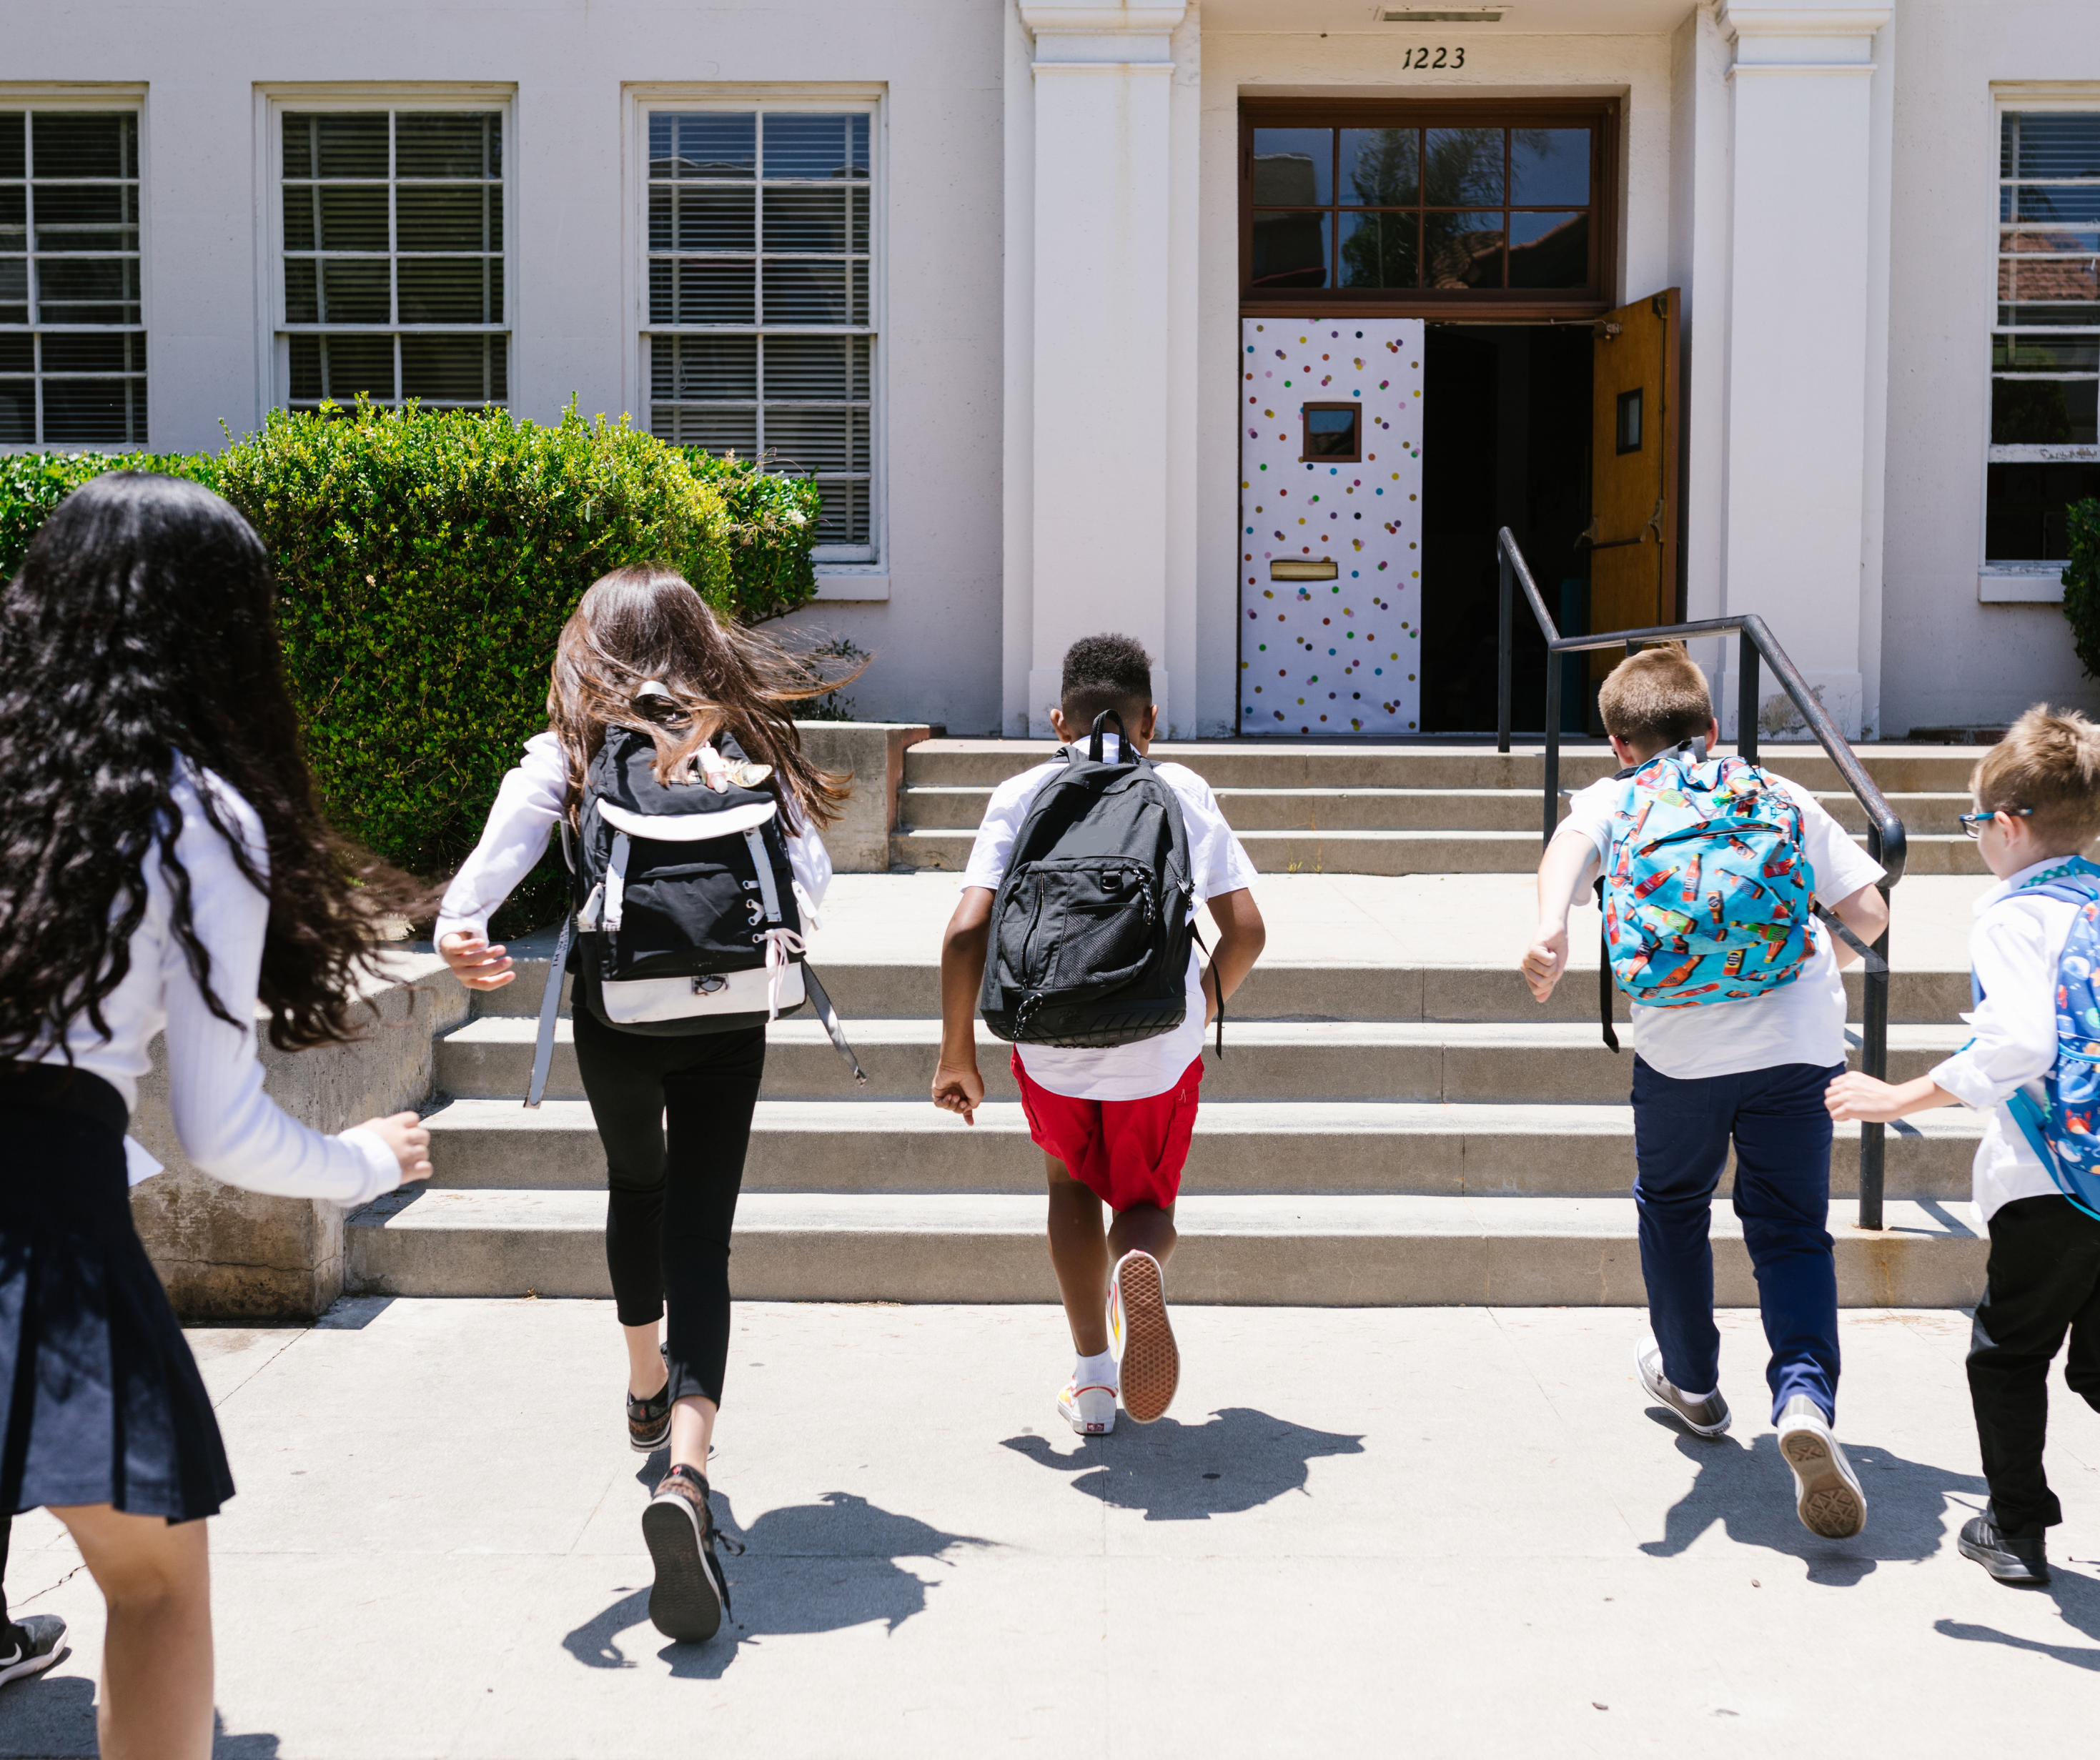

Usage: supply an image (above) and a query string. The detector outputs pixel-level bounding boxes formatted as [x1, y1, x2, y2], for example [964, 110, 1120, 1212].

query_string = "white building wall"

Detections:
[1880, 1, 2100, 736]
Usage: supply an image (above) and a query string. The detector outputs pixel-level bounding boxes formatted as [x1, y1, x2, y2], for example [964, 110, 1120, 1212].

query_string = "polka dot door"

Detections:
[1239, 318, 1425, 735]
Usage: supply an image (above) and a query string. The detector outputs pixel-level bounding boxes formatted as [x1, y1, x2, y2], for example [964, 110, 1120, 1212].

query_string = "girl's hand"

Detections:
[358, 1111, 432, 1185]
[1826, 1071, 1953, 1124]
[932, 1060, 984, 1125]
[439, 930, 515, 991]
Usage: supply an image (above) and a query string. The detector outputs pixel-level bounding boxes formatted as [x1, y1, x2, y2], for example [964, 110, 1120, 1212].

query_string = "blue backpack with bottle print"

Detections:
[1975, 862, 2100, 1223]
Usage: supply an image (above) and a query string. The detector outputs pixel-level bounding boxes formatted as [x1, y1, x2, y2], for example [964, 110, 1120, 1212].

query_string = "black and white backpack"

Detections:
[523, 721, 863, 1105]
[977, 712, 1219, 1052]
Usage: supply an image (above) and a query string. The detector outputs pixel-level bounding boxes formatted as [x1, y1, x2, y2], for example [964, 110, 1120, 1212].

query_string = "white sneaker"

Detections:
[1776, 1394, 1867, 1539]
[1057, 1374, 1117, 1436]
[1107, 1251, 1179, 1424]
[1634, 1331, 1731, 1438]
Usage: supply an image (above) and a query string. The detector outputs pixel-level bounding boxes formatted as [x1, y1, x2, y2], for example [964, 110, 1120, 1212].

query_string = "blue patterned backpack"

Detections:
[1600, 747, 1818, 1025]
[1975, 862, 2100, 1222]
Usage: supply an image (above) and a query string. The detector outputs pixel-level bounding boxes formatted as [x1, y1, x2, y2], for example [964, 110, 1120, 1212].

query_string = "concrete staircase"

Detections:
[347, 742, 1993, 1308]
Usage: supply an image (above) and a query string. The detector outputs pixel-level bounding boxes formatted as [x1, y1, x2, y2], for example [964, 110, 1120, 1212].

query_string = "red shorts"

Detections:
[1011, 1049, 1204, 1213]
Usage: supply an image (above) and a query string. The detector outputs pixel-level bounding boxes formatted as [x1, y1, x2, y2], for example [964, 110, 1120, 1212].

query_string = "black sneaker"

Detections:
[1959, 1513, 2051, 1587]
[643, 1463, 733, 1643]
[628, 1348, 672, 1453]
[0, 1614, 66, 1686]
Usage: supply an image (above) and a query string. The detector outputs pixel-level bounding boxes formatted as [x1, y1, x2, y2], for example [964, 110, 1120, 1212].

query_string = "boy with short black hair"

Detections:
[1830, 705, 2100, 1586]
[931, 635, 1265, 1433]
[1522, 645, 1891, 1538]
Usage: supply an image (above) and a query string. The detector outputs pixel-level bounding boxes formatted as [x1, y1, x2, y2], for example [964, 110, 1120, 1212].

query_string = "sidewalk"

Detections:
[0, 1297, 2094, 1757]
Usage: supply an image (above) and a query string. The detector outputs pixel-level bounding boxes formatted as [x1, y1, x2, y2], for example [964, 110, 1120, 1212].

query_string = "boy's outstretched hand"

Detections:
[438, 930, 516, 991]
[1521, 923, 1568, 1003]
[1825, 1070, 1953, 1124]
[932, 1060, 984, 1125]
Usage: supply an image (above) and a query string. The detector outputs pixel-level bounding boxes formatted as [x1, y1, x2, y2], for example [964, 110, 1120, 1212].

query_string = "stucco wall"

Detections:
[1881, 1, 2100, 735]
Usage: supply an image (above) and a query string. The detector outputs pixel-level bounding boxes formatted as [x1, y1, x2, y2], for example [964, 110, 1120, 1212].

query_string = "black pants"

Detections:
[1967, 1193, 2100, 1536]
[572, 1008, 767, 1410]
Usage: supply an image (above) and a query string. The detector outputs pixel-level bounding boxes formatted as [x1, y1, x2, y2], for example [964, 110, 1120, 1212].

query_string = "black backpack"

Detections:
[978, 712, 1219, 1052]
[522, 724, 863, 1105]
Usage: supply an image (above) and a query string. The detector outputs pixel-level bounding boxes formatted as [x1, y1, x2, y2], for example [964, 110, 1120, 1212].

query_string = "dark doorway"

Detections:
[1418, 323, 1593, 733]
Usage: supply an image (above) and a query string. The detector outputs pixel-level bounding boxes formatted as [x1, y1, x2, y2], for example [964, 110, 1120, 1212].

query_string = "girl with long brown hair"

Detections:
[435, 565, 851, 1644]
[0, 473, 432, 1760]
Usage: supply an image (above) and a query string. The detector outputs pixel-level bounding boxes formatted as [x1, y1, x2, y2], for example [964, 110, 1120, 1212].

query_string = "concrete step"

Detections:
[903, 740, 1988, 795]
[890, 825, 1983, 877]
[346, 1188, 1985, 1308]
[436, 1015, 1975, 1105]
[417, 1095, 1982, 1198]
[898, 784, 1973, 836]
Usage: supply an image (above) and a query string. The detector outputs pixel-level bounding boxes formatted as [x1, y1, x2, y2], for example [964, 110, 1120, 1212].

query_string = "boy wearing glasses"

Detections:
[1829, 706, 2100, 1587]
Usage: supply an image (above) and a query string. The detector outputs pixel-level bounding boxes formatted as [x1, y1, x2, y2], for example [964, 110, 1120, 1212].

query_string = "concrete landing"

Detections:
[0, 1299, 2094, 1757]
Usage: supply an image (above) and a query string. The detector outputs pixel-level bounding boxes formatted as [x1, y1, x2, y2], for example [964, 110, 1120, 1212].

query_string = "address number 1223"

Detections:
[1403, 46, 1466, 68]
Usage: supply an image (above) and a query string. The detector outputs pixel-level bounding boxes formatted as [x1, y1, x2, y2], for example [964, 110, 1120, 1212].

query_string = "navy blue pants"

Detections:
[1631, 1057, 1846, 1426]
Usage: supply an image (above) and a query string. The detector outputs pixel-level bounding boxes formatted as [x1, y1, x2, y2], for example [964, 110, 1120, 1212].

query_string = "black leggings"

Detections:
[572, 1007, 766, 1409]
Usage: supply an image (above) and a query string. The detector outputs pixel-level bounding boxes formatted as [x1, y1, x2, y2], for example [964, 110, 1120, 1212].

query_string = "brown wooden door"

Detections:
[1588, 288, 1680, 679]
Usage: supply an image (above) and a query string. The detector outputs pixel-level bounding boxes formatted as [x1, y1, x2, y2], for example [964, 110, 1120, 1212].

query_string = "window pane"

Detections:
[1995, 334, 2100, 371]
[2000, 303, 2100, 327]
[2011, 185, 2100, 224]
[763, 260, 848, 324]
[395, 113, 499, 179]
[652, 113, 755, 179]
[315, 185, 390, 252]
[0, 382, 30, 442]
[850, 334, 870, 398]
[1425, 211, 1504, 288]
[1340, 129, 1418, 208]
[2003, 223, 2100, 257]
[851, 188, 868, 252]
[314, 114, 390, 179]
[0, 184, 23, 242]
[398, 257, 499, 323]
[36, 256, 140, 323]
[1251, 130, 1331, 206]
[650, 187, 753, 252]
[2004, 112, 2100, 181]
[41, 332, 142, 373]
[284, 188, 317, 253]
[285, 259, 318, 323]
[651, 258, 756, 324]
[1999, 254, 2099, 307]
[763, 114, 868, 180]
[397, 185, 497, 252]
[289, 334, 322, 399]
[32, 113, 135, 179]
[766, 188, 850, 252]
[1425, 128, 1504, 206]
[1992, 378, 2099, 445]
[0, 334, 29, 373]
[1508, 210, 1589, 288]
[812, 479, 868, 545]
[1510, 129, 1590, 206]
[32, 184, 139, 252]
[654, 406, 757, 454]
[1251, 211, 1329, 289]
[652, 334, 756, 399]
[0, 114, 22, 182]
[402, 334, 499, 402]
[42, 379, 141, 443]
[765, 334, 851, 399]
[1338, 210, 1418, 289]
[320, 260, 390, 322]
[317, 334, 395, 399]
[1986, 460, 2100, 561]
[0, 257, 26, 319]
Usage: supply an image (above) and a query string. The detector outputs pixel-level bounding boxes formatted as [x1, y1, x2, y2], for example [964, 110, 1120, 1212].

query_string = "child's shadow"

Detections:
[1936, 1564, 2100, 1670]
[560, 1488, 992, 1681]
[999, 1406, 1366, 1521]
[1640, 1421, 1984, 1584]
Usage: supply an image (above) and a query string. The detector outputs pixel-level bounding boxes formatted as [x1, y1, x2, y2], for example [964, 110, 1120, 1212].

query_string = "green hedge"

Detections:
[2064, 497, 2100, 680]
[0, 403, 825, 935]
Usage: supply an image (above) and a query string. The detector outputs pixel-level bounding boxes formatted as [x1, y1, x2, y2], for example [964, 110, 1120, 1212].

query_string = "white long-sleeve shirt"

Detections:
[1928, 854, 2099, 1224]
[34, 761, 400, 1205]
[433, 730, 833, 947]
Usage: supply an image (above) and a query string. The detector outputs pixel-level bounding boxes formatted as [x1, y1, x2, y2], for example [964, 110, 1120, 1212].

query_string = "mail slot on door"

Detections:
[1272, 558, 1338, 582]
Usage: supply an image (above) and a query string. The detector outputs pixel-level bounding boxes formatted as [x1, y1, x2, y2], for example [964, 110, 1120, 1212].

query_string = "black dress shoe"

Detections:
[1958, 1515, 2050, 1586]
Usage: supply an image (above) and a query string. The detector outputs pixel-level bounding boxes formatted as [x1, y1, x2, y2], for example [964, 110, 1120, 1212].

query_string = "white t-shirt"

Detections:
[1560, 770, 1886, 1080]
[963, 740, 1259, 1101]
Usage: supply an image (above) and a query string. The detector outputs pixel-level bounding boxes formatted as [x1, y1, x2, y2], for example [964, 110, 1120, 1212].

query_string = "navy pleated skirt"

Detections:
[0, 1065, 233, 1522]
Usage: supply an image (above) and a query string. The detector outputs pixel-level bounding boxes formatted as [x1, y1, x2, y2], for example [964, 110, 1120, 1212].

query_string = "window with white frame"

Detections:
[643, 106, 876, 558]
[277, 106, 507, 411]
[1988, 109, 2100, 567]
[0, 107, 146, 447]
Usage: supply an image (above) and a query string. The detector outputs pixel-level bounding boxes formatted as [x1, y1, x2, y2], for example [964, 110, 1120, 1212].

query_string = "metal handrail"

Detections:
[1492, 526, 1908, 1230]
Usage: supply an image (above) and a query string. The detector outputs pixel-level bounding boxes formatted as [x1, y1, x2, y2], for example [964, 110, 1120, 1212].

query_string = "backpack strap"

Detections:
[1190, 893, 1224, 1059]
[524, 913, 573, 1110]
[1595, 877, 1619, 1054]
[1813, 904, 1888, 975]
[601, 832, 632, 933]
[1088, 708, 1126, 764]
[800, 964, 868, 1087]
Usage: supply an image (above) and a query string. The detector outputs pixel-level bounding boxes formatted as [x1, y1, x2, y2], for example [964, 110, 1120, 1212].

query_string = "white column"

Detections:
[1019, 2, 1188, 737]
[1715, 2, 1891, 740]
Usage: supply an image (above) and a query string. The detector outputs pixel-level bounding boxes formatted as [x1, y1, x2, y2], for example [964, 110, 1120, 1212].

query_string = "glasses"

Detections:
[1958, 807, 2034, 840]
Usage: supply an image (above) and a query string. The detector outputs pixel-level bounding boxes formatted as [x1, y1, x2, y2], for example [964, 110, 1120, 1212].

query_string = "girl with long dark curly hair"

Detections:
[0, 472, 432, 1760]
[435, 564, 852, 1644]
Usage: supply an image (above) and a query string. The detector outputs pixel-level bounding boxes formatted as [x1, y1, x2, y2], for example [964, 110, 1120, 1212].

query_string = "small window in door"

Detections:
[1302, 402, 1361, 461]
[1615, 387, 1643, 454]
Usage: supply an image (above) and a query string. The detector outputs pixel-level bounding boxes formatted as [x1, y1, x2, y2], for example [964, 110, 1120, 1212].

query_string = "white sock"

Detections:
[1677, 1386, 1717, 1403]
[1074, 1349, 1116, 1391]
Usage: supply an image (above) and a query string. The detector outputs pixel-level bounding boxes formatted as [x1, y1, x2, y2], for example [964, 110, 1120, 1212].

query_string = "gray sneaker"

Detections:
[0, 1614, 65, 1687]
[1634, 1331, 1731, 1437]
[1776, 1394, 1867, 1538]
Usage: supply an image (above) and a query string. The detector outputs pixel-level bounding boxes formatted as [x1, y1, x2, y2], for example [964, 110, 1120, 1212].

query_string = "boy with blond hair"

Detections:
[1831, 706, 2100, 1586]
[1523, 645, 1891, 1537]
